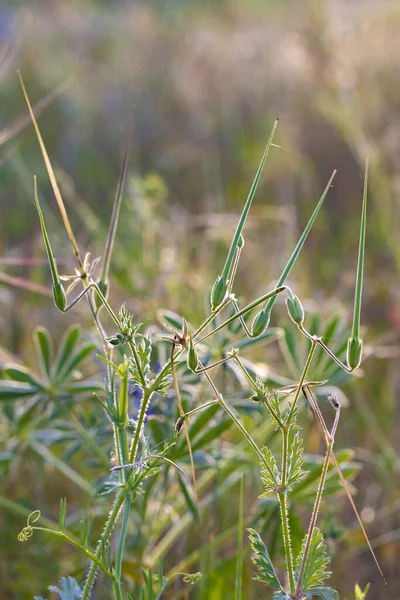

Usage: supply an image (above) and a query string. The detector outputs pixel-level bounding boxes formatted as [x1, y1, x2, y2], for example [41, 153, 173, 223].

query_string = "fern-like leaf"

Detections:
[287, 432, 308, 489]
[260, 446, 280, 496]
[248, 528, 283, 592]
[295, 528, 331, 592]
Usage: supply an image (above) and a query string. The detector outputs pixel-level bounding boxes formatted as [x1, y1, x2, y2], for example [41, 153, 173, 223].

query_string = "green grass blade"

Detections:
[351, 157, 369, 339]
[263, 169, 336, 315]
[235, 475, 244, 600]
[221, 119, 278, 280]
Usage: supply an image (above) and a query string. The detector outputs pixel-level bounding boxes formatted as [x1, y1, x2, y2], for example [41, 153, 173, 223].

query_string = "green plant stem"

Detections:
[279, 426, 295, 595]
[82, 488, 127, 600]
[296, 443, 332, 595]
[130, 388, 153, 463]
[112, 579, 124, 600]
[352, 157, 369, 339]
[278, 492, 295, 595]
[287, 339, 318, 424]
[31, 527, 111, 577]
[115, 494, 132, 590]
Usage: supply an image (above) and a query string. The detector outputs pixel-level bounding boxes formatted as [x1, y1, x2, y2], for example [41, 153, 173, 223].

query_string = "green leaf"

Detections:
[304, 587, 339, 599]
[354, 583, 370, 599]
[34, 327, 53, 378]
[4, 364, 43, 387]
[287, 432, 307, 489]
[295, 527, 331, 591]
[247, 528, 283, 591]
[62, 380, 104, 395]
[0, 381, 39, 400]
[47, 576, 82, 600]
[260, 446, 280, 495]
[53, 325, 81, 376]
[56, 342, 96, 382]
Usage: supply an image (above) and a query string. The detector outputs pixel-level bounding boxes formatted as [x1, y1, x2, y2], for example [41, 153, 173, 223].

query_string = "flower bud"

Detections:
[210, 275, 227, 310]
[346, 336, 363, 371]
[94, 279, 108, 311]
[286, 290, 304, 325]
[251, 309, 270, 337]
[53, 282, 67, 312]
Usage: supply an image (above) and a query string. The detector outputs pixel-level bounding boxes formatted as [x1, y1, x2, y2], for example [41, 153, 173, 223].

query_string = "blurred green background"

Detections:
[1, 1, 399, 598]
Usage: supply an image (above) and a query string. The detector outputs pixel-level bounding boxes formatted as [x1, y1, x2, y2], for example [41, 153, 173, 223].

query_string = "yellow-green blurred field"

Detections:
[1, 1, 399, 599]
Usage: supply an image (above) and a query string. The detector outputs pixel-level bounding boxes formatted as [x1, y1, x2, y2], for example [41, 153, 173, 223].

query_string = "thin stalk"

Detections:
[115, 494, 132, 590]
[278, 493, 295, 595]
[82, 488, 127, 600]
[197, 286, 287, 344]
[31, 527, 112, 577]
[287, 339, 318, 424]
[278, 427, 295, 594]
[129, 388, 152, 463]
[199, 361, 276, 480]
[296, 443, 332, 594]
[235, 475, 244, 600]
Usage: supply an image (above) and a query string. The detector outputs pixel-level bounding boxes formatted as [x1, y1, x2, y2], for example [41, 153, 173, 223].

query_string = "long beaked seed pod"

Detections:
[286, 289, 305, 326]
[210, 275, 227, 310]
[251, 309, 271, 338]
[346, 336, 363, 372]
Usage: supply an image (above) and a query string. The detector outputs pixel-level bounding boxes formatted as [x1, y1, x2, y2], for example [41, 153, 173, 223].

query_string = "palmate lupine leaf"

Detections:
[260, 446, 280, 496]
[247, 528, 283, 592]
[295, 527, 331, 592]
[34, 576, 82, 600]
[287, 432, 308, 490]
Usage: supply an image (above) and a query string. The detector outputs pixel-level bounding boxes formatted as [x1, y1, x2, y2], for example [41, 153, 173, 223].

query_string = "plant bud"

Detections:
[251, 309, 270, 337]
[53, 282, 67, 312]
[250, 394, 263, 403]
[187, 339, 198, 373]
[237, 234, 245, 249]
[286, 291, 304, 325]
[210, 275, 227, 310]
[95, 279, 108, 311]
[346, 336, 363, 371]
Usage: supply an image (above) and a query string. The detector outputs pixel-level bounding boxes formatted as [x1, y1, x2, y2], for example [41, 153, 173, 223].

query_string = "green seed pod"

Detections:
[187, 342, 198, 373]
[210, 275, 227, 310]
[286, 292, 304, 325]
[52, 282, 67, 312]
[109, 337, 121, 346]
[94, 279, 108, 311]
[251, 309, 270, 337]
[347, 336, 363, 371]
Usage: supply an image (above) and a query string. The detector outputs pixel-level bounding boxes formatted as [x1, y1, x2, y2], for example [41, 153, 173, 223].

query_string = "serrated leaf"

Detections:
[287, 432, 307, 489]
[248, 528, 283, 591]
[295, 528, 331, 592]
[260, 446, 280, 495]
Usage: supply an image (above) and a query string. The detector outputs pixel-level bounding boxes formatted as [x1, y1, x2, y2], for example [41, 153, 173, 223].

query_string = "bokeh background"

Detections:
[1, 1, 400, 598]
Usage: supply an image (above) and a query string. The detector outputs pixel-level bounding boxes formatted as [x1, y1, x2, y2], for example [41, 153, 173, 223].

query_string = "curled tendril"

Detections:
[182, 572, 202, 585]
[17, 510, 41, 542]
